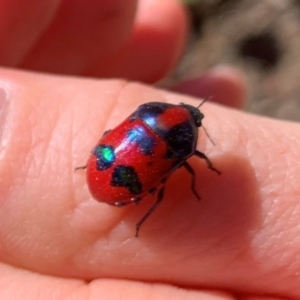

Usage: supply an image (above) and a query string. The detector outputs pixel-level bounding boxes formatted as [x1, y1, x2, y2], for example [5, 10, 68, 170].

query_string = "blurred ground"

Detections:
[171, 0, 300, 121]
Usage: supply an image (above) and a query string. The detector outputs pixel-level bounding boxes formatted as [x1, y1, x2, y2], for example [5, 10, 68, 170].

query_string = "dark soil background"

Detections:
[171, 0, 300, 121]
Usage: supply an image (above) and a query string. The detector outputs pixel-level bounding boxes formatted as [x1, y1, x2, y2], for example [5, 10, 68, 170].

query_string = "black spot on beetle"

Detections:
[164, 122, 195, 158]
[165, 148, 175, 160]
[127, 128, 156, 155]
[131, 102, 170, 121]
[111, 165, 143, 195]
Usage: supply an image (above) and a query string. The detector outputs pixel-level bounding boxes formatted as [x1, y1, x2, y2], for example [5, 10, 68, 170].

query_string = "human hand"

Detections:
[1, 0, 300, 299]
[0, 66, 299, 299]
[0, 0, 186, 82]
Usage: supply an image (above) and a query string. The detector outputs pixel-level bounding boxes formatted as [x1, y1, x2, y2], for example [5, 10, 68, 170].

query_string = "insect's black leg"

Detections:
[149, 187, 157, 196]
[182, 161, 201, 200]
[74, 165, 87, 171]
[135, 186, 165, 237]
[194, 150, 221, 175]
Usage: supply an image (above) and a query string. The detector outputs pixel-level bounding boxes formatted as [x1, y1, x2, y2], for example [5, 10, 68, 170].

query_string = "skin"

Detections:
[0, 0, 299, 299]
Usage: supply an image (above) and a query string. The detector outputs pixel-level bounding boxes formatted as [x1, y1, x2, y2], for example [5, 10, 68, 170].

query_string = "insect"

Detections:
[76, 101, 220, 237]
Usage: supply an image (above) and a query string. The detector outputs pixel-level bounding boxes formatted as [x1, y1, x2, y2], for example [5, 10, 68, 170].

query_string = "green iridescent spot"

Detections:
[93, 145, 115, 170]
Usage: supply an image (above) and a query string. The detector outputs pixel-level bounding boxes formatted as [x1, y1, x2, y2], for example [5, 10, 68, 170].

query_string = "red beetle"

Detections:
[77, 102, 220, 236]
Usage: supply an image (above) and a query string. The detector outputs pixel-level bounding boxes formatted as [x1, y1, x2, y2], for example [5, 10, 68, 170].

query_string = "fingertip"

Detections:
[132, 0, 189, 81]
[87, 0, 188, 82]
[172, 66, 247, 109]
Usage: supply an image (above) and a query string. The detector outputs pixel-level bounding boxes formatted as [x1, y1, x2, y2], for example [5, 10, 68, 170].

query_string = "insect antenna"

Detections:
[197, 97, 216, 146]
[202, 125, 215, 146]
[197, 96, 212, 109]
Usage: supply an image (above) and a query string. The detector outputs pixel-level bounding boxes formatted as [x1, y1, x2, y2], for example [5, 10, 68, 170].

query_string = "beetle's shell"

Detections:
[86, 102, 203, 206]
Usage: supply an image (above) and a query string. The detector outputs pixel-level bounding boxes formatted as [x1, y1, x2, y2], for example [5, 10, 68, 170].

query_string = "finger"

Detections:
[88, 280, 233, 300]
[0, 263, 233, 300]
[84, 0, 188, 82]
[20, 0, 137, 74]
[1, 69, 300, 298]
[0, 263, 84, 300]
[171, 66, 246, 108]
[0, 0, 60, 66]
[20, 0, 187, 82]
